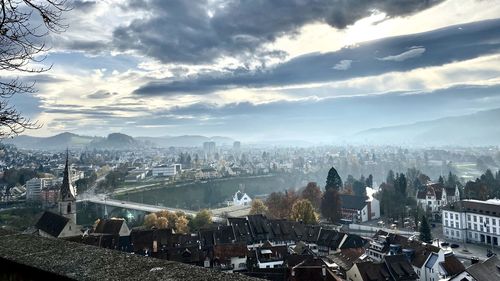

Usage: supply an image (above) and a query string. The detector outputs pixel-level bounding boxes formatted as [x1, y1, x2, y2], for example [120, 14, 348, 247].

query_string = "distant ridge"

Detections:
[3, 132, 235, 150]
[353, 108, 500, 146]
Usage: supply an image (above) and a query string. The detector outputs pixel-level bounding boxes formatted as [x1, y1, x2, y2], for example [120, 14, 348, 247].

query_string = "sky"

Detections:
[6, 0, 500, 142]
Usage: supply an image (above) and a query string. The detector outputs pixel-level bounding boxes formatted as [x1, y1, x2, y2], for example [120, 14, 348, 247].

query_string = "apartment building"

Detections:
[442, 199, 500, 247]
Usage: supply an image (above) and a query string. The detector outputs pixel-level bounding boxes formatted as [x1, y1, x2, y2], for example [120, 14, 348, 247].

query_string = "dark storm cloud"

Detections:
[133, 19, 500, 96]
[113, 0, 441, 64]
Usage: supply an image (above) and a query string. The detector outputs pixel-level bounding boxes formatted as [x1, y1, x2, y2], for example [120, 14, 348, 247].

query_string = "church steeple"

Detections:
[59, 149, 77, 223]
[60, 149, 77, 201]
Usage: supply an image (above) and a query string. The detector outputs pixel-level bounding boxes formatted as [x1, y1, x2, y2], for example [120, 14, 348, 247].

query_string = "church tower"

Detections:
[59, 150, 77, 223]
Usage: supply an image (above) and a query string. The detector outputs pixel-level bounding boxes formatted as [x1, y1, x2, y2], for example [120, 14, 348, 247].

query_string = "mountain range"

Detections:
[352, 108, 500, 146]
[2, 132, 235, 150]
[3, 108, 499, 149]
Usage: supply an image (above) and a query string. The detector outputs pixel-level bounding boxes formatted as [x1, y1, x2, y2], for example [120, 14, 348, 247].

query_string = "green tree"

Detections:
[386, 170, 395, 186]
[325, 167, 342, 191]
[250, 199, 268, 215]
[419, 215, 432, 243]
[353, 180, 366, 197]
[291, 199, 318, 224]
[321, 188, 342, 223]
[301, 182, 322, 209]
[366, 174, 373, 188]
[191, 209, 212, 230]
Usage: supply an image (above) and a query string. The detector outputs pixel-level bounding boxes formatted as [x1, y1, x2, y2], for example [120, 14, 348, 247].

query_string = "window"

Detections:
[445, 212, 448, 218]
[480, 217, 483, 223]
[474, 216, 477, 222]
[493, 219, 496, 226]
[457, 231, 460, 237]
[468, 215, 471, 221]
[455, 222, 459, 228]
[469, 232, 472, 238]
[474, 224, 477, 230]
[455, 214, 459, 220]
[486, 218, 490, 224]
[67, 203, 71, 213]
[445, 220, 448, 226]
[468, 223, 471, 229]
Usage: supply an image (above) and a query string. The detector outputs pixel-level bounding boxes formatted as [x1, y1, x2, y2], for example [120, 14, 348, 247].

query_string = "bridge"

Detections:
[77, 195, 228, 222]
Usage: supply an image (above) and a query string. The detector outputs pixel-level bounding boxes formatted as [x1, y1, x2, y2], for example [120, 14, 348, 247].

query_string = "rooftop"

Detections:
[0, 229, 259, 281]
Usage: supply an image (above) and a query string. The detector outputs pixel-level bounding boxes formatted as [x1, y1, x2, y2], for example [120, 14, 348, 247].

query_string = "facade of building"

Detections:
[442, 199, 500, 247]
[233, 190, 252, 206]
[339, 189, 380, 223]
[417, 183, 459, 218]
[152, 164, 180, 177]
[26, 177, 55, 201]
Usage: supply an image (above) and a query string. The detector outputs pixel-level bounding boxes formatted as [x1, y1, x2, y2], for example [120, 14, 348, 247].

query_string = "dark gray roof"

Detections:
[35, 211, 69, 237]
[339, 195, 367, 210]
[0, 229, 259, 281]
[94, 219, 125, 235]
[466, 256, 500, 281]
[384, 254, 418, 281]
[425, 253, 438, 269]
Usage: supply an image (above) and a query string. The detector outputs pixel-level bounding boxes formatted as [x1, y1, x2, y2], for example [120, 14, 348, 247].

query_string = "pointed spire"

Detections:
[60, 149, 76, 201]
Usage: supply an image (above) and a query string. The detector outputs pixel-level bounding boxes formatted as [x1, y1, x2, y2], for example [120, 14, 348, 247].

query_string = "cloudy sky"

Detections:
[7, 0, 500, 142]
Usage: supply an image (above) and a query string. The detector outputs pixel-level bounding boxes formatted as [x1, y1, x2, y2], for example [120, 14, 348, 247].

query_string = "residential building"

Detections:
[152, 164, 180, 177]
[365, 230, 464, 281]
[339, 190, 380, 223]
[26, 177, 55, 201]
[233, 190, 252, 206]
[449, 256, 500, 281]
[442, 199, 500, 247]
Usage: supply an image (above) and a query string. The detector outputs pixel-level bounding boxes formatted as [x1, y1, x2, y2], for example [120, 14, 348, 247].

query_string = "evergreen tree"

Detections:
[386, 170, 395, 186]
[325, 167, 342, 191]
[366, 174, 373, 188]
[419, 215, 432, 243]
[397, 174, 407, 195]
[321, 188, 342, 223]
[438, 176, 444, 185]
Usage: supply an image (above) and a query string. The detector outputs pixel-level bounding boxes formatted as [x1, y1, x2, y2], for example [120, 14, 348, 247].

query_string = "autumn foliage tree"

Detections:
[265, 189, 299, 219]
[250, 198, 268, 215]
[291, 199, 318, 224]
[301, 182, 322, 210]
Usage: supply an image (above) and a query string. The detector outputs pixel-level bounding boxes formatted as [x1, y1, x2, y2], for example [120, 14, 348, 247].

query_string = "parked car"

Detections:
[450, 244, 460, 248]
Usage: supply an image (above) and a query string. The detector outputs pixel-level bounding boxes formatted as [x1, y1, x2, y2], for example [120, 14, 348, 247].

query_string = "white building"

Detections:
[442, 199, 500, 247]
[416, 183, 447, 214]
[339, 187, 380, 223]
[152, 164, 181, 177]
[26, 177, 55, 201]
[233, 190, 252, 206]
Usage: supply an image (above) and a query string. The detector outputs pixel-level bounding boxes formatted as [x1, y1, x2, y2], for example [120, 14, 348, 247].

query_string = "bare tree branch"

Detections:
[0, 0, 68, 138]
